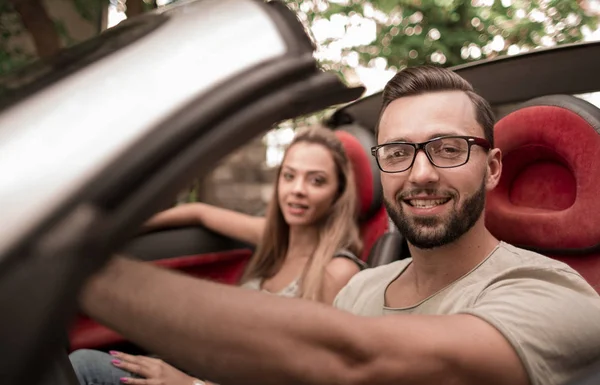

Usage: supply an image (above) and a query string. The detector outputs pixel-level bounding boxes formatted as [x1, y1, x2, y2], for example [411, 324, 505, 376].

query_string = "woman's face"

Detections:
[277, 142, 340, 228]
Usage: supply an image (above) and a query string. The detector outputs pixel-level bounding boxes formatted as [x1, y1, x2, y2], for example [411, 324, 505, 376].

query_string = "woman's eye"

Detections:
[282, 172, 294, 181]
[311, 177, 325, 186]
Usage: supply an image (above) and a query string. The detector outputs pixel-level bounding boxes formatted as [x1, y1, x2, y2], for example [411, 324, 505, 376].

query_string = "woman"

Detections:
[70, 126, 365, 385]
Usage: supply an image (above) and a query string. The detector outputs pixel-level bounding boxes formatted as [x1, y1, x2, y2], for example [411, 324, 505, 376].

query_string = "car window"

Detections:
[177, 127, 296, 216]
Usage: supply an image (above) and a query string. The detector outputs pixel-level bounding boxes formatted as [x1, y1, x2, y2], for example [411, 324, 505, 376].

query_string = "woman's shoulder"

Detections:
[333, 248, 368, 270]
[324, 249, 366, 288]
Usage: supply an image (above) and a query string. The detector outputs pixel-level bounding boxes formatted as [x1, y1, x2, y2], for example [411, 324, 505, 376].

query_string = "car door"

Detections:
[0, 1, 364, 384]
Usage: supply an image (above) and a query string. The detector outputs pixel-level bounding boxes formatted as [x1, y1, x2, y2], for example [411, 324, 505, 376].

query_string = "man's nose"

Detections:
[407, 151, 440, 186]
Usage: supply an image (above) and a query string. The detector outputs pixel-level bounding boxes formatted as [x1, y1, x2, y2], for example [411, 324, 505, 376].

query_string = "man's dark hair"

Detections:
[377, 65, 495, 147]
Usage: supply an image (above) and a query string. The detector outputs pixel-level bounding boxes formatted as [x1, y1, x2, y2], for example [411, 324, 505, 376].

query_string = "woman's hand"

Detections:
[110, 351, 197, 385]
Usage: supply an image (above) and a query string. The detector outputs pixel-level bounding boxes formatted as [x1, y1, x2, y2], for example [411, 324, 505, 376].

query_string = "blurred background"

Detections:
[1, 0, 599, 213]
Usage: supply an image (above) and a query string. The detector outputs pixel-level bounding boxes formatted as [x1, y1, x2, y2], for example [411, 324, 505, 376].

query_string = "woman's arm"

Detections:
[321, 258, 361, 305]
[142, 203, 265, 246]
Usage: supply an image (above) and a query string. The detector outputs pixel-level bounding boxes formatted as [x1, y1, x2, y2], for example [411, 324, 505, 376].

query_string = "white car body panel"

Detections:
[0, 0, 287, 254]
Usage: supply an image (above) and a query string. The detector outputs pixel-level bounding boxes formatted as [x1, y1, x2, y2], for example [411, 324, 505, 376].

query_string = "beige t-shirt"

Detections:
[334, 241, 600, 385]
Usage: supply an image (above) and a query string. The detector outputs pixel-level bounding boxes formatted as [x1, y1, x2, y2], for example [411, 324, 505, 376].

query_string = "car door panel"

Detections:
[0, 0, 364, 383]
[69, 227, 254, 351]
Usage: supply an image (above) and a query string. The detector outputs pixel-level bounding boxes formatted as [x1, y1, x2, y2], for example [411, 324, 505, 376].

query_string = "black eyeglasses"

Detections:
[371, 136, 491, 173]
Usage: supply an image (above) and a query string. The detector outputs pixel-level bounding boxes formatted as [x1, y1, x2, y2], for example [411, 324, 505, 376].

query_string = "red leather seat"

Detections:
[486, 95, 600, 291]
[335, 130, 388, 260]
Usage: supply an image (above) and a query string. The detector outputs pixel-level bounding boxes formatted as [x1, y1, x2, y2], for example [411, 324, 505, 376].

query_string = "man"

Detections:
[80, 66, 600, 385]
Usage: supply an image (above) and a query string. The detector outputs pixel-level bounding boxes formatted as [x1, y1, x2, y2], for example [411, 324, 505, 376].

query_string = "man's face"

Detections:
[378, 91, 500, 249]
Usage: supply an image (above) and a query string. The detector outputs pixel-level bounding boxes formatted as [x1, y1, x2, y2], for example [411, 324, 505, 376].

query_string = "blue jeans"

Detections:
[69, 349, 135, 385]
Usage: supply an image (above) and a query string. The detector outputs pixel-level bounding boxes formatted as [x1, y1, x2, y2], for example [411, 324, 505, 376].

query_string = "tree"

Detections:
[125, 0, 157, 18]
[6, 0, 61, 59]
[0, 0, 149, 76]
[1, 0, 596, 78]
[281, 0, 597, 75]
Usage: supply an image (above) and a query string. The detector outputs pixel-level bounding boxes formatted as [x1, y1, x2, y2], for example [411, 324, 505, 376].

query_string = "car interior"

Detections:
[68, 125, 391, 352]
[62, 91, 600, 384]
[486, 94, 600, 291]
[68, 85, 600, 364]
[2, 0, 600, 384]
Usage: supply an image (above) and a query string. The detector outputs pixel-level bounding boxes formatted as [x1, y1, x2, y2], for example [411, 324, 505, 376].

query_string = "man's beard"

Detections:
[385, 181, 486, 249]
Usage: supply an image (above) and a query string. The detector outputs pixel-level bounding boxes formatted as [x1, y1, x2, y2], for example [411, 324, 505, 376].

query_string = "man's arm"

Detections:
[80, 257, 528, 385]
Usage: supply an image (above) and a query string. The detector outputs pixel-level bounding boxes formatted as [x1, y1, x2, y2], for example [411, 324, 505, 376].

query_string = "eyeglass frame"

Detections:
[370, 135, 492, 173]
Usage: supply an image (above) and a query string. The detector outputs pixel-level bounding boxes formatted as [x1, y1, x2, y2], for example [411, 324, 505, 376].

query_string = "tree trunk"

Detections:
[8, 0, 62, 58]
[126, 0, 156, 18]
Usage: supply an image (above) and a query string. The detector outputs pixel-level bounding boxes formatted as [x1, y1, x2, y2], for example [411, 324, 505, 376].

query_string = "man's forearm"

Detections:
[79, 257, 371, 385]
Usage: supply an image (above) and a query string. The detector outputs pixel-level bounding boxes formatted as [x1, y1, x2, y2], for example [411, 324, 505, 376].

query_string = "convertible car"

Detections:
[1, 0, 600, 384]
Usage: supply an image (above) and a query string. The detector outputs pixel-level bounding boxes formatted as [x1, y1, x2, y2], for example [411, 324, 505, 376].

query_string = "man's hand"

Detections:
[110, 351, 196, 385]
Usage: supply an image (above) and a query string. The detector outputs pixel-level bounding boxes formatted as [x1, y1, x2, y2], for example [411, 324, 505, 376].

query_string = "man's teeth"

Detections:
[408, 199, 449, 208]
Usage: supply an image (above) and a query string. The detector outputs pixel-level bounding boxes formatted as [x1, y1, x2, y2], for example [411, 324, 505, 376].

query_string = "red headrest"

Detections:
[335, 130, 375, 219]
[486, 95, 600, 252]
[335, 129, 389, 259]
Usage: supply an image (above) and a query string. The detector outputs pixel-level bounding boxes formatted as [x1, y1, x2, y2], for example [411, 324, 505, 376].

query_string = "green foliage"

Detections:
[0, 1, 32, 75]
[283, 0, 598, 70]
[0, 0, 106, 76]
[54, 20, 76, 46]
[275, 0, 597, 136]
[0, 0, 596, 127]
[74, 0, 108, 23]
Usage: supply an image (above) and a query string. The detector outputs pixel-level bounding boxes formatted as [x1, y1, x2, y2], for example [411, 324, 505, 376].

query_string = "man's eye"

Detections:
[386, 150, 409, 158]
[435, 146, 465, 157]
[441, 146, 460, 153]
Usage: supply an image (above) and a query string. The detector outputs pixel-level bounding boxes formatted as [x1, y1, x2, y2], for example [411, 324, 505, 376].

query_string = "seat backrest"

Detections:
[334, 127, 388, 260]
[486, 95, 600, 291]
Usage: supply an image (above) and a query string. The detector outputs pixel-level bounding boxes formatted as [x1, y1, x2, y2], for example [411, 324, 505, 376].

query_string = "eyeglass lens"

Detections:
[376, 137, 470, 172]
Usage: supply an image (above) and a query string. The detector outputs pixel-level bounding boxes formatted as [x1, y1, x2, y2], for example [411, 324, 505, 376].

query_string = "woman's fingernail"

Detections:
[120, 378, 129, 383]
[112, 360, 121, 365]
[109, 351, 119, 356]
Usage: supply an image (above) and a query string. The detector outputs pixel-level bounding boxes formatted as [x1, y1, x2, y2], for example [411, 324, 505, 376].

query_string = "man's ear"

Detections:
[485, 148, 502, 191]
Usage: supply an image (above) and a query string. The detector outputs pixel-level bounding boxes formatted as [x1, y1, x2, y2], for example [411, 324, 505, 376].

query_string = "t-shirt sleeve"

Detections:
[458, 267, 600, 385]
[333, 265, 384, 312]
[333, 261, 409, 314]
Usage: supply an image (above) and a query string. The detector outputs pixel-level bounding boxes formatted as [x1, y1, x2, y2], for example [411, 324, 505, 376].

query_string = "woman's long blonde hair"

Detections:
[241, 126, 363, 301]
